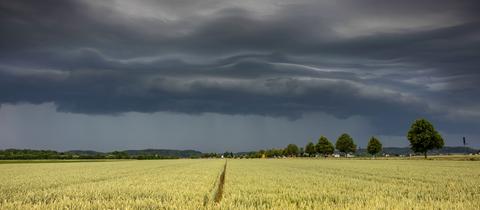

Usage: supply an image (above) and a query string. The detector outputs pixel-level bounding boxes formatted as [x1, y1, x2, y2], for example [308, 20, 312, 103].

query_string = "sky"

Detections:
[0, 0, 479, 152]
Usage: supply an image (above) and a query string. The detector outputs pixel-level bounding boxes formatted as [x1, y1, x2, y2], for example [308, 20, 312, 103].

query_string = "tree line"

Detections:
[228, 134, 382, 159]
[219, 118, 445, 159]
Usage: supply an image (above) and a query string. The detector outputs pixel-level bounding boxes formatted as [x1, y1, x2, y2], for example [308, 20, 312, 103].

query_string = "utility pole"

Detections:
[463, 136, 467, 155]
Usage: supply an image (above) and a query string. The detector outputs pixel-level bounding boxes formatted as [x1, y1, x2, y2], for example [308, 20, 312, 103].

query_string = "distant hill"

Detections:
[356, 146, 479, 156]
[66, 149, 203, 158]
[66, 150, 104, 156]
[1, 148, 203, 159]
[122, 149, 203, 158]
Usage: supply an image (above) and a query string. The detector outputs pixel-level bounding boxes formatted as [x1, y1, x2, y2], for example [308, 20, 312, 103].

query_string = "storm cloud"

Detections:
[1, 0, 479, 149]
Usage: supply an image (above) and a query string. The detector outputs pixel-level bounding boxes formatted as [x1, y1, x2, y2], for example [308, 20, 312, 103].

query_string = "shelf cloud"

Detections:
[1, 0, 479, 149]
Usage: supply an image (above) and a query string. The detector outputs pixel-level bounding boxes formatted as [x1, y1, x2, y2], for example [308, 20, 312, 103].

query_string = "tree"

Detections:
[367, 136, 382, 157]
[407, 118, 444, 159]
[284, 144, 299, 157]
[316, 136, 334, 156]
[335, 133, 356, 157]
[305, 142, 316, 156]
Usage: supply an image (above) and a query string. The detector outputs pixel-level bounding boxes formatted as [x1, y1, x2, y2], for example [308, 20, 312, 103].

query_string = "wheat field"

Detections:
[1, 159, 479, 209]
[0, 159, 224, 209]
[221, 159, 480, 209]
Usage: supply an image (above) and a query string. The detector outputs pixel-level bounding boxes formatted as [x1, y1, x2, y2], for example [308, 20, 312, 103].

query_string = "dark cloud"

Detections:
[1, 0, 479, 138]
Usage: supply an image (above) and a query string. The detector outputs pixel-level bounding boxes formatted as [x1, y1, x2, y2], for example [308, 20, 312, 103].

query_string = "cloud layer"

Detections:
[1, 0, 480, 137]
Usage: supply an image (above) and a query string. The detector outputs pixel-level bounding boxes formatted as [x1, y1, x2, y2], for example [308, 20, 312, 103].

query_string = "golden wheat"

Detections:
[1, 159, 479, 209]
[0, 159, 223, 209]
[220, 159, 480, 209]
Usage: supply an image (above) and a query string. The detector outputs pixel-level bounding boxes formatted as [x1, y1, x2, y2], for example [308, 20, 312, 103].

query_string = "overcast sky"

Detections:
[1, 0, 479, 152]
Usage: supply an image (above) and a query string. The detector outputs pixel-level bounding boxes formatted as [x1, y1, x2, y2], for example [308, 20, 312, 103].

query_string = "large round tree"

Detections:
[316, 136, 334, 157]
[367, 136, 382, 157]
[284, 144, 299, 157]
[335, 133, 356, 157]
[407, 118, 444, 159]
